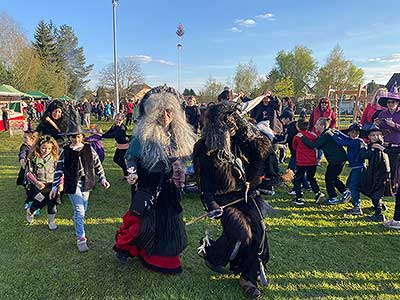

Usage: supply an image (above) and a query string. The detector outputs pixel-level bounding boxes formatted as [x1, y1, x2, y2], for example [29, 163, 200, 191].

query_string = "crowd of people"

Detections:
[13, 84, 400, 299]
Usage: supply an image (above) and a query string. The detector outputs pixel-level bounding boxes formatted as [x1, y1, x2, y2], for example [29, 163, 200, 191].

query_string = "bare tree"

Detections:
[99, 58, 144, 98]
[198, 76, 224, 103]
[0, 12, 29, 69]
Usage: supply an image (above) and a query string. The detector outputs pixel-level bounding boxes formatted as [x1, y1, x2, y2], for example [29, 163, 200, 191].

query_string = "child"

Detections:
[292, 119, 324, 206]
[25, 135, 60, 230]
[17, 130, 38, 208]
[85, 124, 105, 162]
[50, 126, 110, 252]
[298, 117, 349, 205]
[371, 143, 400, 229]
[358, 127, 389, 222]
[103, 113, 131, 179]
[275, 110, 311, 194]
[327, 124, 365, 215]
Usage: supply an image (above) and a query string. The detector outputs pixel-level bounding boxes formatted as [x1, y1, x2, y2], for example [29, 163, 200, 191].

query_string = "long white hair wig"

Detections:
[135, 86, 197, 170]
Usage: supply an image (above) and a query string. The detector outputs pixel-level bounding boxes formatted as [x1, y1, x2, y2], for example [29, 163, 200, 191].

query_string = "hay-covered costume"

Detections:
[193, 102, 272, 298]
[113, 86, 197, 274]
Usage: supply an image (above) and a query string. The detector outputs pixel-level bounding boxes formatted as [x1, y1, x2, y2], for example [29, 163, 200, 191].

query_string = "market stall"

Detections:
[0, 84, 27, 132]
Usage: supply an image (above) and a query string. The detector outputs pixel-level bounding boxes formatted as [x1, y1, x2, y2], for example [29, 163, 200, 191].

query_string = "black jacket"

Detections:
[63, 144, 95, 194]
[245, 96, 282, 134]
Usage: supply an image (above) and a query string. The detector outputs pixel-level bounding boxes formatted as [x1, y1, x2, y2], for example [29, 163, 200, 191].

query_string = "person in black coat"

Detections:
[184, 96, 201, 134]
[103, 113, 131, 178]
[36, 100, 69, 144]
[242, 91, 283, 135]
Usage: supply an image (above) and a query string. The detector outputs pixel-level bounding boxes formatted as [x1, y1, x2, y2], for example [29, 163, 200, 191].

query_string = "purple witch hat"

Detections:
[378, 81, 400, 107]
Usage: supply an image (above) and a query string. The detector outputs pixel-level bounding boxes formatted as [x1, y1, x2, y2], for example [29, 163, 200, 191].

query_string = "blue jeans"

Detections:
[346, 167, 363, 208]
[68, 181, 90, 239]
[288, 156, 310, 189]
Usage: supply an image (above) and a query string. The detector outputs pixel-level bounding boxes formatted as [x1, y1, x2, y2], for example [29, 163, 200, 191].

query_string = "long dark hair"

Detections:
[282, 97, 295, 111]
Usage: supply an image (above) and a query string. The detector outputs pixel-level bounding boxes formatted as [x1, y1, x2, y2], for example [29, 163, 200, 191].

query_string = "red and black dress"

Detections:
[113, 138, 187, 274]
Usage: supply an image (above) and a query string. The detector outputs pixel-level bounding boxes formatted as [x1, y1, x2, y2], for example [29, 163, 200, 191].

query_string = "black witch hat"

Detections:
[60, 105, 84, 136]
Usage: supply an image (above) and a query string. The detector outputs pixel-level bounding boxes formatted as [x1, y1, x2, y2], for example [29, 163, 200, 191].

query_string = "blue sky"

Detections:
[1, 0, 400, 92]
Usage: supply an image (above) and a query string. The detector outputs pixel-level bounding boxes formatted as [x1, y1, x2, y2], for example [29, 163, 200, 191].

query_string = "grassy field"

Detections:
[0, 120, 399, 300]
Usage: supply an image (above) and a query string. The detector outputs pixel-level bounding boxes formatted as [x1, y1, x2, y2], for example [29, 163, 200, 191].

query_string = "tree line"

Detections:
[0, 12, 92, 99]
[197, 45, 365, 107]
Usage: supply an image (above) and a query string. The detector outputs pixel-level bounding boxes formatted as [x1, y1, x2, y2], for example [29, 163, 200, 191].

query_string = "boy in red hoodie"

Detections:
[292, 119, 325, 206]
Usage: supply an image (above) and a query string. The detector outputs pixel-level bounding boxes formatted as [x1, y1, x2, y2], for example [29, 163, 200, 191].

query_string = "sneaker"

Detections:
[314, 191, 325, 204]
[34, 208, 41, 217]
[288, 190, 296, 195]
[340, 190, 352, 204]
[292, 198, 304, 206]
[383, 219, 400, 229]
[47, 214, 57, 231]
[346, 206, 363, 215]
[24, 201, 32, 210]
[326, 197, 339, 205]
[77, 237, 89, 252]
[366, 213, 385, 222]
[259, 189, 275, 196]
[26, 209, 34, 224]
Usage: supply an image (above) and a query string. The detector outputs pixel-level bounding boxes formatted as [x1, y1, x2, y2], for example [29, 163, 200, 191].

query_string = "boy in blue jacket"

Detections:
[327, 124, 365, 215]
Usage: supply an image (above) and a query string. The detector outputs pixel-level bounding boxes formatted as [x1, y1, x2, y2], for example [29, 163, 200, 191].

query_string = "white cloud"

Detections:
[155, 59, 175, 66]
[367, 53, 400, 63]
[129, 54, 152, 63]
[235, 19, 257, 28]
[230, 27, 242, 33]
[362, 63, 400, 84]
[255, 12, 275, 21]
[127, 55, 175, 66]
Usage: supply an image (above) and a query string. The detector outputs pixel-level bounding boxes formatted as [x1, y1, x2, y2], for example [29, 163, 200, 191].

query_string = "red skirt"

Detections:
[114, 211, 182, 274]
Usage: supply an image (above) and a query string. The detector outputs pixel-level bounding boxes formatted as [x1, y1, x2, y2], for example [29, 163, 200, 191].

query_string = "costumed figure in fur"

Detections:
[113, 85, 197, 274]
[193, 101, 273, 298]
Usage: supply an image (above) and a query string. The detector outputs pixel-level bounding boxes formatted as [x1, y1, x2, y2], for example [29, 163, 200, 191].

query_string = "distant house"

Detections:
[386, 73, 400, 90]
[128, 83, 151, 102]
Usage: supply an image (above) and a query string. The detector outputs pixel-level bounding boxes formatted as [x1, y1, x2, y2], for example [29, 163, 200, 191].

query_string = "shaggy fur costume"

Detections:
[194, 101, 272, 286]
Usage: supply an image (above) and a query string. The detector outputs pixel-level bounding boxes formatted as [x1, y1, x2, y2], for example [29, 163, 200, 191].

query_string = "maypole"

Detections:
[112, 0, 120, 113]
[176, 23, 184, 92]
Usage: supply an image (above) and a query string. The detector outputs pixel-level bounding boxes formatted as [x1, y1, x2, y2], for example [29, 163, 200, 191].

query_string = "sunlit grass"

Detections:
[0, 123, 400, 300]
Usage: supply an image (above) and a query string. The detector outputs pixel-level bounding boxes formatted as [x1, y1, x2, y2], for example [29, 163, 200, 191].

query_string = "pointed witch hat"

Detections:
[60, 105, 84, 136]
[378, 82, 400, 107]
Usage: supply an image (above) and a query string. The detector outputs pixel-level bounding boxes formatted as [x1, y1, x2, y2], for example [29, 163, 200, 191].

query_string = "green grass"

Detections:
[0, 121, 399, 300]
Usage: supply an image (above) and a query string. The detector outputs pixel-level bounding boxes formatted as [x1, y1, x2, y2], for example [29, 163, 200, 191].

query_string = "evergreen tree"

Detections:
[33, 20, 59, 66]
[182, 88, 190, 96]
[189, 88, 196, 96]
[57, 25, 93, 98]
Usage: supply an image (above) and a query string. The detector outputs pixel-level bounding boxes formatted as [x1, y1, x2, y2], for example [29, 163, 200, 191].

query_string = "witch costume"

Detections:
[193, 102, 272, 298]
[113, 86, 197, 274]
[36, 100, 69, 144]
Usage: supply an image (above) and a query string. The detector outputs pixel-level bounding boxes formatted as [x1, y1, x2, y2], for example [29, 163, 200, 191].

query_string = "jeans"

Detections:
[84, 113, 91, 128]
[68, 181, 90, 239]
[126, 113, 133, 126]
[346, 167, 363, 208]
[325, 163, 346, 198]
[288, 156, 310, 189]
[293, 165, 319, 198]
